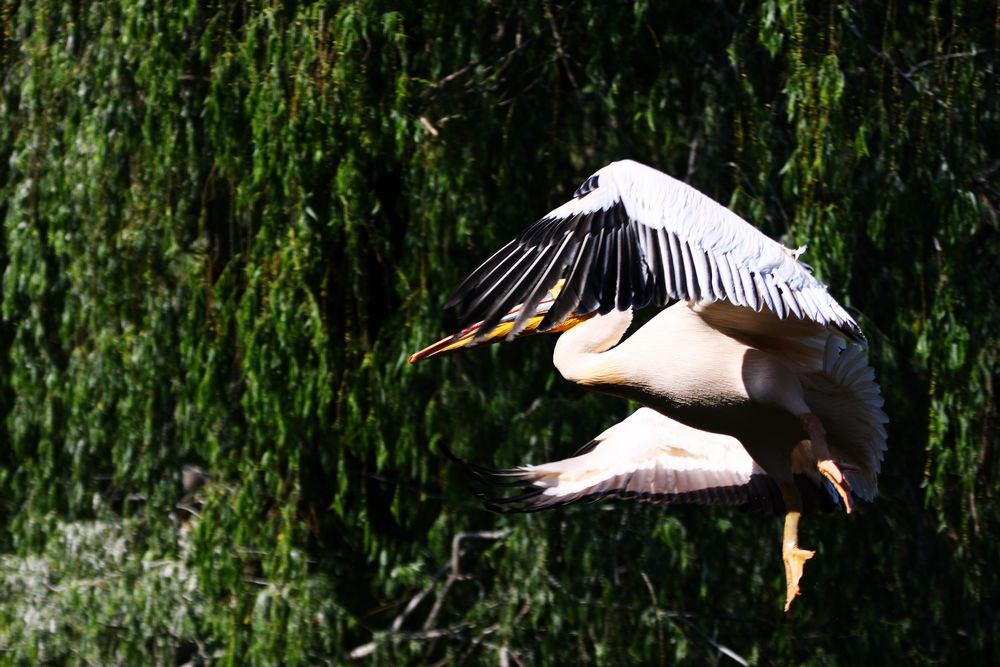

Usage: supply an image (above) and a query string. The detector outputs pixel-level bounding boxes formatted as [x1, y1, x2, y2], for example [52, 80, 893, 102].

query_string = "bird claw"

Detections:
[783, 545, 815, 612]
[817, 459, 853, 514]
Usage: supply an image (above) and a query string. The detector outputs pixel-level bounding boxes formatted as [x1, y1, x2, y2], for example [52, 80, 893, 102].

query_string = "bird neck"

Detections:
[552, 309, 633, 386]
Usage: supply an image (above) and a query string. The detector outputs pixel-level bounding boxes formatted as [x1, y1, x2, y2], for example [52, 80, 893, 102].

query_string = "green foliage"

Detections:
[0, 0, 997, 664]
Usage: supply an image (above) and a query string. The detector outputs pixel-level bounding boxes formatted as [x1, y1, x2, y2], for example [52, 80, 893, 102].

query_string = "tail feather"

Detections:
[803, 338, 889, 501]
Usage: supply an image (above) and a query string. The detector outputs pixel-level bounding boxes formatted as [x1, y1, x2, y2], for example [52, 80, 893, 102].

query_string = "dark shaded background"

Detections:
[0, 1, 997, 664]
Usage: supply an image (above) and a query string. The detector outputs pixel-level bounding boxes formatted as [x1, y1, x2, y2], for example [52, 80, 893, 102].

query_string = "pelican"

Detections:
[410, 160, 887, 610]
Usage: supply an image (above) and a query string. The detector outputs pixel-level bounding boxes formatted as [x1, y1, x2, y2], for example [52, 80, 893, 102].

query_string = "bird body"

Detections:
[412, 159, 887, 611]
[549, 301, 885, 501]
[557, 304, 768, 416]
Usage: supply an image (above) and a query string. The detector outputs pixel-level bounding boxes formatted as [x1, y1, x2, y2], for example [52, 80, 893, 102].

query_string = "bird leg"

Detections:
[800, 412, 853, 514]
[779, 483, 814, 612]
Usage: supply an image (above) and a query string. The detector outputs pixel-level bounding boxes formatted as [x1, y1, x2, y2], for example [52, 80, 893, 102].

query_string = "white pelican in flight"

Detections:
[410, 159, 888, 611]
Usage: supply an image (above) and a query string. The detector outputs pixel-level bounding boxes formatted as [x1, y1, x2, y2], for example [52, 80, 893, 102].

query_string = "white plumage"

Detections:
[500, 408, 780, 505]
[414, 159, 888, 612]
[446, 159, 863, 342]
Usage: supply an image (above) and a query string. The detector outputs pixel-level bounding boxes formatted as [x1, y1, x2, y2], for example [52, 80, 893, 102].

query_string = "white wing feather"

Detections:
[447, 159, 864, 343]
[514, 408, 764, 506]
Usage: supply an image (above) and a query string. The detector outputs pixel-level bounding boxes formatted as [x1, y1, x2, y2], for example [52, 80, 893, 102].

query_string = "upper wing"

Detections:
[446, 159, 864, 343]
[480, 408, 837, 516]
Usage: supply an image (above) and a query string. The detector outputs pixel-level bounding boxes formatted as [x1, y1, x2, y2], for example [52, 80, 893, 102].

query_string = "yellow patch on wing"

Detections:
[409, 280, 591, 363]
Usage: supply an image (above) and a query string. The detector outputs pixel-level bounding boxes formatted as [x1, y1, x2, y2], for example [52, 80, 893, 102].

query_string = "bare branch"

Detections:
[391, 562, 450, 632]
[419, 116, 440, 137]
[348, 623, 474, 660]
[351, 530, 512, 660]
[543, 1, 581, 97]
[843, 19, 949, 110]
[437, 62, 477, 88]
[671, 615, 750, 667]
[425, 530, 511, 631]
[907, 49, 980, 76]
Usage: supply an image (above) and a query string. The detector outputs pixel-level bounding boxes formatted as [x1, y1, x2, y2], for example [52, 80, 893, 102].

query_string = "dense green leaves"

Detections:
[1, 0, 997, 664]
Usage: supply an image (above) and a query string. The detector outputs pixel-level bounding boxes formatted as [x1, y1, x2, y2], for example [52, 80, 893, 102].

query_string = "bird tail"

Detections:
[801, 338, 889, 501]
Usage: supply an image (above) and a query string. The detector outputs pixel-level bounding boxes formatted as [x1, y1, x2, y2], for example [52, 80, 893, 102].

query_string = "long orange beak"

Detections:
[409, 281, 592, 364]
